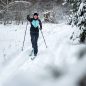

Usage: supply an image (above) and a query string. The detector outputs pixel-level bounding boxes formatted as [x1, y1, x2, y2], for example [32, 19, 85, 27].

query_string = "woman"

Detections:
[27, 13, 42, 57]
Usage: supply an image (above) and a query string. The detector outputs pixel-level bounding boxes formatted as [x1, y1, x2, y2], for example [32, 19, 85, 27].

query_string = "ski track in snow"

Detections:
[0, 23, 86, 86]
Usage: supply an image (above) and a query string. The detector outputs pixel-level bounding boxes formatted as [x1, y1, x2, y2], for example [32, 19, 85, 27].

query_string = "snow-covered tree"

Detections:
[0, 0, 31, 25]
[64, 0, 81, 12]
[77, 1, 86, 43]
[65, 0, 81, 25]
[70, 0, 86, 43]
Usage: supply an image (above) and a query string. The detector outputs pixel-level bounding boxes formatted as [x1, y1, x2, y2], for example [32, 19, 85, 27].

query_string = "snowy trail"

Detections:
[0, 23, 86, 86]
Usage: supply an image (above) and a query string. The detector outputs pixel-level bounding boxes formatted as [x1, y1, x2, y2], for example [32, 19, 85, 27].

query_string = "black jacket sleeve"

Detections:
[39, 19, 42, 30]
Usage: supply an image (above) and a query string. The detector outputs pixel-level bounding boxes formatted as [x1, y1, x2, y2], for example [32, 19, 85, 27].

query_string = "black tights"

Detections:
[30, 32, 39, 55]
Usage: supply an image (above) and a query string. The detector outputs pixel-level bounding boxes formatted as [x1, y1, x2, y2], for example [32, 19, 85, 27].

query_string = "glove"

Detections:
[27, 15, 30, 20]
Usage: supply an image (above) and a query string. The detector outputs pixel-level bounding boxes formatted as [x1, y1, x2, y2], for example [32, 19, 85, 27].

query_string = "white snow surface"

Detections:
[0, 23, 86, 86]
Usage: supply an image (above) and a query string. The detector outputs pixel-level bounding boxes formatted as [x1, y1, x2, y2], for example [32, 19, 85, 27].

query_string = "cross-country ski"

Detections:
[31, 56, 37, 60]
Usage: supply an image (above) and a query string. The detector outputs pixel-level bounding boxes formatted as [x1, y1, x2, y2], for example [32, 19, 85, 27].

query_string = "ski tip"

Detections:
[31, 56, 37, 60]
[21, 48, 24, 51]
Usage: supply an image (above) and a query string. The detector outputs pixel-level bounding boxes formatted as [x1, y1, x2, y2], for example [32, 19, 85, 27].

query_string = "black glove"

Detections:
[27, 15, 30, 20]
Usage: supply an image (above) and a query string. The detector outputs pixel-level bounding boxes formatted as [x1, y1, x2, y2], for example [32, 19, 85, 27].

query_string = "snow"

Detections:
[0, 23, 86, 86]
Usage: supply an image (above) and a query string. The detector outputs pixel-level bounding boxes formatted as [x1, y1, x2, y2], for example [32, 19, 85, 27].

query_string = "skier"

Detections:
[27, 13, 42, 57]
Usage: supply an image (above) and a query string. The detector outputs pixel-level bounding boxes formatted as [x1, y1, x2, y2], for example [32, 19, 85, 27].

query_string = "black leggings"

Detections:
[30, 32, 39, 55]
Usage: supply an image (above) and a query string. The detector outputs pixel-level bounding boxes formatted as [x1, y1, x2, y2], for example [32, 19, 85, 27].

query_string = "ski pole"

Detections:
[40, 29, 47, 48]
[22, 21, 28, 51]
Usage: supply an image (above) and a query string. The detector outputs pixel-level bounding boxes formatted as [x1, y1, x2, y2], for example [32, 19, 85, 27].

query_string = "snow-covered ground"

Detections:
[0, 23, 86, 86]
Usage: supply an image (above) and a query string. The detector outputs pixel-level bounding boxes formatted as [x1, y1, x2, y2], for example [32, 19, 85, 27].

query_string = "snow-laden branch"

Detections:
[0, 4, 5, 8]
[8, 1, 31, 7]
[0, 0, 6, 5]
[0, 10, 4, 13]
[0, 0, 31, 13]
